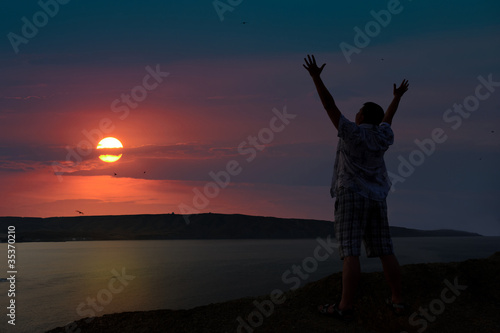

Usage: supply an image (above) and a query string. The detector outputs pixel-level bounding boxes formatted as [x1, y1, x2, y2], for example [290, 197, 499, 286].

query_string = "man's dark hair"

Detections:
[361, 102, 385, 125]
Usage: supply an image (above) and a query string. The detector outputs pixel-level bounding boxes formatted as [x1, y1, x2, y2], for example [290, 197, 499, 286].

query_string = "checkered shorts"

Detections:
[334, 187, 394, 260]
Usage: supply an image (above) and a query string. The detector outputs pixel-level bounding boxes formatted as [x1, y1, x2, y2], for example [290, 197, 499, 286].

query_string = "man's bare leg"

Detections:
[380, 254, 403, 303]
[338, 256, 360, 311]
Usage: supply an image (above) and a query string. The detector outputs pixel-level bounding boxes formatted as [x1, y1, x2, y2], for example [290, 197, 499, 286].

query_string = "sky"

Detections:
[0, 0, 499, 235]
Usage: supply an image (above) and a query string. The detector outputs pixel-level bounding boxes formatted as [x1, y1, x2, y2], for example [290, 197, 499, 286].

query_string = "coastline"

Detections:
[46, 252, 500, 333]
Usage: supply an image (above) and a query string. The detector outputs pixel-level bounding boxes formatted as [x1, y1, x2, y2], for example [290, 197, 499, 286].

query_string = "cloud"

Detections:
[125, 143, 239, 159]
[0, 95, 45, 100]
[0, 160, 47, 172]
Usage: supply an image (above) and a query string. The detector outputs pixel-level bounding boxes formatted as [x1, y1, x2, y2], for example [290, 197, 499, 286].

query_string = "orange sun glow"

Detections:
[97, 137, 123, 163]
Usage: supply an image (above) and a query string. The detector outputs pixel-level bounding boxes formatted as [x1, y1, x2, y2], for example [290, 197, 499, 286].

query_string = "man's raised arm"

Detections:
[303, 54, 341, 129]
[382, 79, 409, 125]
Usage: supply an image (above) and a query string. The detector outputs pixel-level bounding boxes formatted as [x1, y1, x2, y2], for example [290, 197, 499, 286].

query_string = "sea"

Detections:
[1, 237, 499, 333]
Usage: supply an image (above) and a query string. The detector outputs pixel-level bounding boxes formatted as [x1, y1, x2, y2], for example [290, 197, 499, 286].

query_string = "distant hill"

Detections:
[0, 213, 482, 243]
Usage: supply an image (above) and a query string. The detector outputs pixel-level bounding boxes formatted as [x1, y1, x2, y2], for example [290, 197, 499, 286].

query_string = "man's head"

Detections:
[355, 102, 385, 125]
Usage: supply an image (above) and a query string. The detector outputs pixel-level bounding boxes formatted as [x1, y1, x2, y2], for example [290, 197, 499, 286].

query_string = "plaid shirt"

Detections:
[330, 114, 394, 201]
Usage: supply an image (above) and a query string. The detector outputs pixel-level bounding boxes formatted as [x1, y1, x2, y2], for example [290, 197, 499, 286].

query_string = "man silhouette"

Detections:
[303, 54, 409, 319]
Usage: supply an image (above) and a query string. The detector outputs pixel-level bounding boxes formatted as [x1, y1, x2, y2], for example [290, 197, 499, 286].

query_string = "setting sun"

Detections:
[97, 137, 123, 163]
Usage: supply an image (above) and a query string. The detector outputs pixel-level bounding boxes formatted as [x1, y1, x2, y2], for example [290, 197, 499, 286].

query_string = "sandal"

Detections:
[386, 298, 409, 316]
[318, 303, 354, 322]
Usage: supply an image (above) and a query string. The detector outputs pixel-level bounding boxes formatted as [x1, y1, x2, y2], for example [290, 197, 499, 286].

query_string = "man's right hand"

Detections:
[393, 79, 409, 98]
